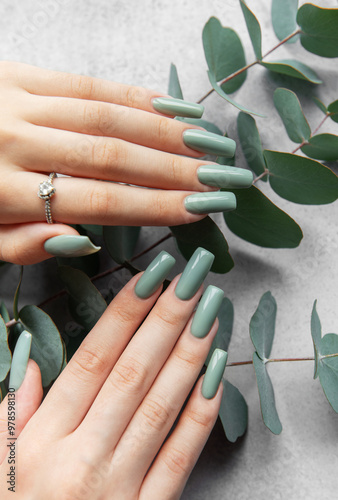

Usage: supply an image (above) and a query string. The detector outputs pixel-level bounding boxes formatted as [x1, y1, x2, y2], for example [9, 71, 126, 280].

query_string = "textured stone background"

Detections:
[0, 0, 337, 498]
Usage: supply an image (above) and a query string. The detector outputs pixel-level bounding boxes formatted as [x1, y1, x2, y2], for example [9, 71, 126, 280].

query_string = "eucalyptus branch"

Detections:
[253, 170, 269, 184]
[291, 113, 330, 154]
[227, 355, 314, 367]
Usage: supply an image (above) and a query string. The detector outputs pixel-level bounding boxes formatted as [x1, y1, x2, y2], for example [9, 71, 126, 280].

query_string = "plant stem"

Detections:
[197, 30, 301, 104]
[5, 319, 17, 328]
[227, 356, 314, 367]
[253, 170, 269, 184]
[291, 114, 330, 154]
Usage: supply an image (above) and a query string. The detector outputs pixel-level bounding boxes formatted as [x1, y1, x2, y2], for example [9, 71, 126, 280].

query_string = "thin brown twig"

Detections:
[227, 356, 314, 367]
[291, 113, 330, 154]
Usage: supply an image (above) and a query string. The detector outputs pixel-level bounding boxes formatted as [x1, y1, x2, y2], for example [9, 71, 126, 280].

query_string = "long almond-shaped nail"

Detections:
[191, 286, 224, 338]
[9, 330, 32, 391]
[44, 235, 101, 257]
[183, 129, 236, 157]
[198, 165, 253, 189]
[135, 251, 176, 299]
[202, 348, 228, 399]
[175, 247, 214, 300]
[152, 97, 204, 118]
[184, 191, 236, 215]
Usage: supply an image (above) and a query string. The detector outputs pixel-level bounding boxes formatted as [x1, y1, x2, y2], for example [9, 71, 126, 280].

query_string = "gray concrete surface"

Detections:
[0, 0, 337, 498]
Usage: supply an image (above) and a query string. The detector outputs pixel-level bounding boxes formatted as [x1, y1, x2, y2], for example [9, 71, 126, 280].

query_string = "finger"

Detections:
[0, 360, 43, 465]
[139, 378, 222, 500]
[0, 222, 81, 265]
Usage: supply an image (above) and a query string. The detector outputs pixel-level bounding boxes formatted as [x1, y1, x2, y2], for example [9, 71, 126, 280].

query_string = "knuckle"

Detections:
[163, 447, 191, 476]
[86, 182, 112, 222]
[124, 85, 145, 108]
[71, 344, 107, 379]
[156, 116, 171, 143]
[152, 193, 170, 223]
[70, 74, 95, 99]
[155, 304, 184, 329]
[166, 156, 182, 186]
[186, 407, 215, 429]
[111, 356, 148, 395]
[83, 102, 114, 136]
[141, 395, 171, 432]
[91, 139, 122, 173]
[112, 305, 135, 325]
[175, 347, 201, 368]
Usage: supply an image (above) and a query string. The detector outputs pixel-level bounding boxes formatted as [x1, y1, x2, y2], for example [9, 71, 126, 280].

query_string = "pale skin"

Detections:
[0, 273, 222, 499]
[0, 61, 218, 265]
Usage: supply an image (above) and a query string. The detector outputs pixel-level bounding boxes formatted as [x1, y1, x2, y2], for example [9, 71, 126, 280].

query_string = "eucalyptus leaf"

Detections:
[240, 0, 262, 60]
[0, 301, 10, 324]
[80, 224, 103, 236]
[57, 250, 100, 278]
[58, 266, 107, 331]
[168, 63, 183, 99]
[311, 300, 321, 379]
[13, 266, 23, 321]
[261, 59, 321, 85]
[273, 88, 311, 143]
[264, 150, 338, 205]
[219, 379, 248, 442]
[253, 352, 282, 434]
[272, 0, 298, 42]
[313, 97, 327, 114]
[328, 99, 338, 123]
[0, 315, 11, 382]
[250, 292, 277, 360]
[301, 134, 338, 161]
[202, 17, 247, 94]
[170, 217, 234, 274]
[223, 186, 303, 248]
[177, 117, 223, 135]
[19, 305, 63, 387]
[0, 380, 7, 402]
[237, 111, 267, 180]
[317, 334, 338, 413]
[206, 297, 234, 365]
[208, 71, 264, 117]
[297, 4, 338, 58]
[103, 226, 141, 264]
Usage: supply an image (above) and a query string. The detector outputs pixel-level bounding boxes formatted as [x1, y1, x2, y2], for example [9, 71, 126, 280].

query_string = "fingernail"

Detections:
[198, 165, 253, 189]
[202, 348, 228, 399]
[152, 97, 204, 118]
[9, 330, 32, 391]
[175, 247, 214, 300]
[44, 235, 101, 257]
[183, 129, 236, 157]
[135, 251, 176, 299]
[184, 191, 236, 215]
[191, 286, 224, 338]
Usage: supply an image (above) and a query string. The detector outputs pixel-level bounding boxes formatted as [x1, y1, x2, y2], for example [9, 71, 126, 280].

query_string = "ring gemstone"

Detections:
[38, 181, 56, 200]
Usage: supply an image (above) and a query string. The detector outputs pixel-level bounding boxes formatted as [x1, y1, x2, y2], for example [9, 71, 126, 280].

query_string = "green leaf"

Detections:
[0, 301, 10, 324]
[80, 224, 103, 236]
[206, 297, 234, 365]
[240, 0, 262, 60]
[177, 117, 223, 136]
[311, 300, 321, 379]
[202, 17, 247, 94]
[58, 266, 107, 331]
[57, 251, 100, 278]
[19, 305, 63, 387]
[317, 334, 338, 413]
[170, 217, 234, 274]
[250, 292, 277, 360]
[219, 380, 248, 442]
[223, 186, 303, 248]
[264, 150, 338, 205]
[253, 352, 282, 434]
[237, 111, 267, 180]
[13, 266, 23, 321]
[168, 63, 183, 99]
[328, 99, 338, 123]
[208, 71, 264, 117]
[0, 380, 7, 402]
[313, 97, 327, 114]
[273, 88, 311, 143]
[301, 134, 338, 161]
[297, 4, 338, 58]
[272, 0, 299, 42]
[0, 316, 11, 382]
[103, 226, 141, 264]
[261, 59, 321, 85]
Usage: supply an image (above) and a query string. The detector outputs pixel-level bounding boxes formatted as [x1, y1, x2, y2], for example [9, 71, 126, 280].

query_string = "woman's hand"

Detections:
[0, 248, 228, 499]
[0, 61, 252, 265]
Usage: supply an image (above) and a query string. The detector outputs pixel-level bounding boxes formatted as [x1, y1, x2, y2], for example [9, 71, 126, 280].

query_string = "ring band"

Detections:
[38, 173, 57, 224]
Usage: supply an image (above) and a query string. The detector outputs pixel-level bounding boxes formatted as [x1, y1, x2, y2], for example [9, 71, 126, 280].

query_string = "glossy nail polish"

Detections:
[152, 97, 204, 118]
[202, 348, 228, 399]
[198, 165, 253, 189]
[175, 247, 214, 300]
[191, 286, 224, 338]
[183, 129, 236, 157]
[135, 251, 176, 299]
[44, 235, 101, 258]
[184, 191, 236, 215]
[9, 330, 32, 391]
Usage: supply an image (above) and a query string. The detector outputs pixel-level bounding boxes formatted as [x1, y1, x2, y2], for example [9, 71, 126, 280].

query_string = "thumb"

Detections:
[0, 222, 100, 265]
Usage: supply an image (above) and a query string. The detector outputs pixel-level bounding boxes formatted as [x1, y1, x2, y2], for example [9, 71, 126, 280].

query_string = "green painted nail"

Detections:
[183, 129, 236, 157]
[184, 191, 236, 215]
[175, 247, 214, 300]
[9, 330, 32, 391]
[191, 286, 224, 338]
[135, 251, 176, 299]
[198, 164, 253, 189]
[202, 348, 228, 399]
[152, 97, 204, 118]
[44, 235, 101, 258]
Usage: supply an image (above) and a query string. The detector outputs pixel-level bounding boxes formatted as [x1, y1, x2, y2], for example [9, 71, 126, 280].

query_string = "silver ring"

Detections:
[38, 173, 57, 224]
